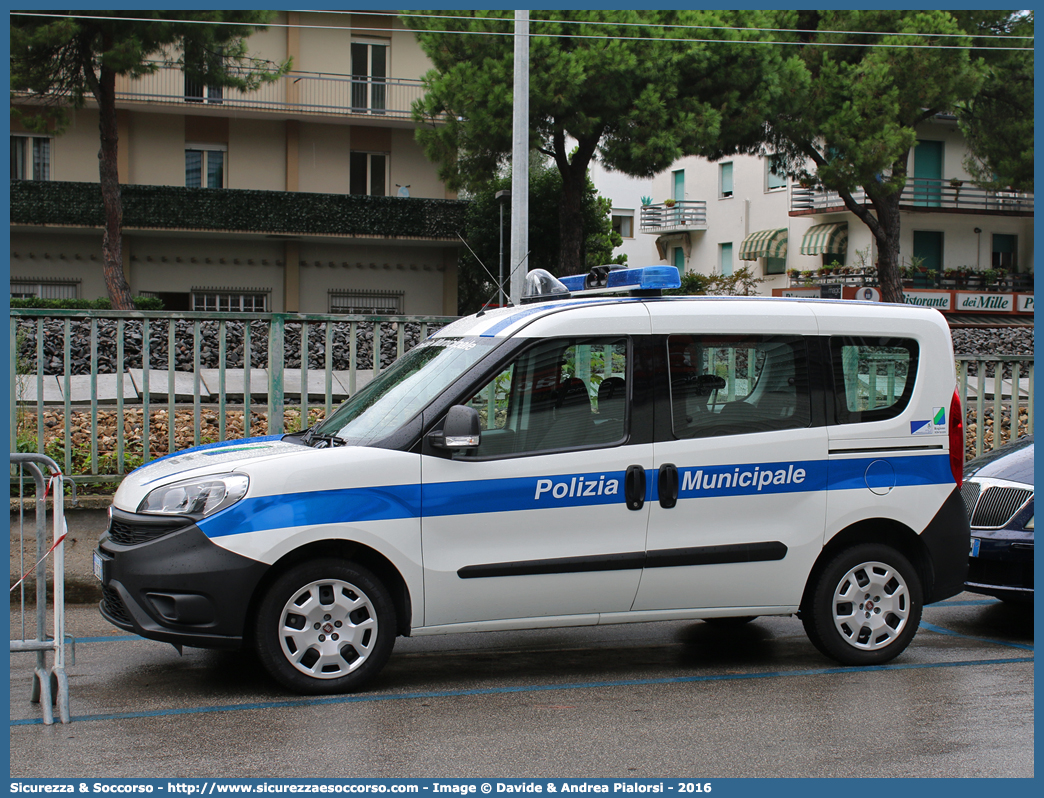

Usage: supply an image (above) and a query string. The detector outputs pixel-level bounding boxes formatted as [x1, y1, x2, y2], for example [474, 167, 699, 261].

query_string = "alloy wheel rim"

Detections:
[278, 578, 378, 679]
[831, 560, 910, 651]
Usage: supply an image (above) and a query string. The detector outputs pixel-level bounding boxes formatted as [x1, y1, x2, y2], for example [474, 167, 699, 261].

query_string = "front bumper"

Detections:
[965, 529, 1034, 602]
[96, 507, 269, 650]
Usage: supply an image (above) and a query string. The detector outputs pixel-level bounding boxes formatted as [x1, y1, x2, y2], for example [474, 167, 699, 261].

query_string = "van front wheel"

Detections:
[802, 544, 922, 666]
[254, 560, 397, 694]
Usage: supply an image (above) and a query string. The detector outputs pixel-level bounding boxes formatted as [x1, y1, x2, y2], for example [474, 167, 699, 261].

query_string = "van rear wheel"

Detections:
[802, 544, 922, 666]
[254, 560, 396, 694]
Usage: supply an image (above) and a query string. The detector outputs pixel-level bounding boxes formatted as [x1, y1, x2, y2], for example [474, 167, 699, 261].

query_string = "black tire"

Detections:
[254, 560, 397, 694]
[802, 544, 922, 666]
[703, 616, 758, 628]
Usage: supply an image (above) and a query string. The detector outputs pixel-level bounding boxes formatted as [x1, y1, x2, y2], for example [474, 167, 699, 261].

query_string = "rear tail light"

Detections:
[949, 388, 963, 488]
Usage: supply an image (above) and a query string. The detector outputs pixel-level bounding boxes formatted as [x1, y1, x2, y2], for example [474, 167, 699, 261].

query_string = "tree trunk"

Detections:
[870, 193, 904, 304]
[834, 155, 910, 305]
[557, 165, 587, 276]
[96, 65, 134, 310]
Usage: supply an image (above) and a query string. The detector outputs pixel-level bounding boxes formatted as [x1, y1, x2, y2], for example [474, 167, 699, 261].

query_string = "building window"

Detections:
[192, 290, 269, 312]
[764, 257, 786, 275]
[351, 40, 388, 112]
[767, 155, 787, 191]
[329, 290, 403, 315]
[720, 242, 733, 276]
[612, 212, 634, 239]
[11, 136, 51, 181]
[720, 162, 733, 198]
[350, 151, 387, 196]
[186, 145, 226, 188]
[10, 279, 79, 299]
[992, 234, 1017, 272]
[672, 170, 685, 202]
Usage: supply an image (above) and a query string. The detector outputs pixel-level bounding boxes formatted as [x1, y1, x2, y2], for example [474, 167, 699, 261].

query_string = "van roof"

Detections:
[434, 294, 950, 340]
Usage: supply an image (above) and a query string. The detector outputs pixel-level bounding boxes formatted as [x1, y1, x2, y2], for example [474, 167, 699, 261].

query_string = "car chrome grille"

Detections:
[964, 482, 1033, 529]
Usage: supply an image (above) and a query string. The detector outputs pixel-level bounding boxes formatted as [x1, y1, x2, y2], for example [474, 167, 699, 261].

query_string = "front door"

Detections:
[420, 329, 655, 628]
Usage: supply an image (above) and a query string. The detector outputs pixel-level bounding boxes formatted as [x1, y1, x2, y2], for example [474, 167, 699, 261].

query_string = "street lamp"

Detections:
[495, 189, 511, 307]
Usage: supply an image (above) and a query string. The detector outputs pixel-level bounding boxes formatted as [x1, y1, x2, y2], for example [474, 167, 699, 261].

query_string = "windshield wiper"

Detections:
[308, 432, 347, 448]
[287, 425, 347, 448]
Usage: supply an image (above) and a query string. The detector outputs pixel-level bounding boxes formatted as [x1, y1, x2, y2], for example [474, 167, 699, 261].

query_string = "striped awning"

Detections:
[738, 228, 788, 261]
[800, 222, 848, 256]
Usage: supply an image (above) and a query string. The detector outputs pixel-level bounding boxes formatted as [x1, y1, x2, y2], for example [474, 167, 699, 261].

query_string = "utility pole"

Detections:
[508, 9, 530, 305]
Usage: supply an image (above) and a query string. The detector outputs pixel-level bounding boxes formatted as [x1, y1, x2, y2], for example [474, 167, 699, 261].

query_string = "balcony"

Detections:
[10, 181, 468, 241]
[15, 66, 428, 122]
[639, 200, 708, 234]
[790, 180, 1033, 217]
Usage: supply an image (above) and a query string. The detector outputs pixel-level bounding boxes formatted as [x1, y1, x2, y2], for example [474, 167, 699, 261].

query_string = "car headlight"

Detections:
[138, 474, 249, 517]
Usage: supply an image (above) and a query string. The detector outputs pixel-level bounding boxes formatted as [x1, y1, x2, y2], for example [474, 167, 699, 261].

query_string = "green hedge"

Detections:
[10, 296, 165, 310]
[11, 181, 469, 239]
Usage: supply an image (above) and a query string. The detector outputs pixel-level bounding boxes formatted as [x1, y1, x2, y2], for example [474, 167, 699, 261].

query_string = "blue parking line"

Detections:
[10, 655, 1032, 727]
[920, 622, 1034, 652]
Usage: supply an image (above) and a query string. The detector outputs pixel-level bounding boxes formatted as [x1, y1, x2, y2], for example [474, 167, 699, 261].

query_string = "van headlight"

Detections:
[138, 474, 249, 517]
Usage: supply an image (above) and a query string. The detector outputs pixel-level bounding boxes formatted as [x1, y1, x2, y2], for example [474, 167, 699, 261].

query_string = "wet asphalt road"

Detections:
[8, 595, 1034, 779]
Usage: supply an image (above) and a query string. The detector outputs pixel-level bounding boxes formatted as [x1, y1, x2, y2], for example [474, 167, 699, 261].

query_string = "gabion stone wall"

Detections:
[15, 318, 446, 376]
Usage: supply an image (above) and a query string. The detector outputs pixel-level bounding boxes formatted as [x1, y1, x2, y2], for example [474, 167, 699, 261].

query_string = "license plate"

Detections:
[93, 551, 104, 582]
[970, 538, 981, 558]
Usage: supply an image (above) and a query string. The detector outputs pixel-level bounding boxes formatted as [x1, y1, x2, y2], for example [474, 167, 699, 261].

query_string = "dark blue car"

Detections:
[962, 435, 1034, 603]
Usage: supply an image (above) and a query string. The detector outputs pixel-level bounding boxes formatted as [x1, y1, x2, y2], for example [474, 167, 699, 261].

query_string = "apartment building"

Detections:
[10, 11, 463, 316]
[622, 116, 1033, 310]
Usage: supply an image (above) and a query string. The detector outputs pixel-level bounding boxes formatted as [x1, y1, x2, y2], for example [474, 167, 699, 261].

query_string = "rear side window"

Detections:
[831, 337, 919, 423]
[667, 334, 811, 439]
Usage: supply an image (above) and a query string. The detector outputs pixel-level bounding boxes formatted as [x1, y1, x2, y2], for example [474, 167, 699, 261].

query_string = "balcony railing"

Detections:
[791, 180, 1034, 216]
[639, 200, 708, 234]
[14, 66, 428, 120]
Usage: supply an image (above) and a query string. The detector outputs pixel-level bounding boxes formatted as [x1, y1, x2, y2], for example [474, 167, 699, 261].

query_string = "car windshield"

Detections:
[313, 337, 501, 446]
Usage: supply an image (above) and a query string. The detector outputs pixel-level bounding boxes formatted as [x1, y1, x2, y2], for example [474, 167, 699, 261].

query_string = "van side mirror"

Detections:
[429, 405, 481, 449]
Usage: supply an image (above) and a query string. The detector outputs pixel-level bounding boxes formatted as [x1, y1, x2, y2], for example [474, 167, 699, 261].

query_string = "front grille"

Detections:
[968, 485, 1033, 528]
[108, 516, 189, 546]
[960, 482, 981, 516]
[101, 586, 132, 626]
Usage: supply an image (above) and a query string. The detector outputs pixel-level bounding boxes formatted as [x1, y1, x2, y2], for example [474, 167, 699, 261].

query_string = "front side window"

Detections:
[186, 146, 226, 188]
[668, 334, 811, 439]
[457, 338, 629, 458]
[831, 337, 918, 423]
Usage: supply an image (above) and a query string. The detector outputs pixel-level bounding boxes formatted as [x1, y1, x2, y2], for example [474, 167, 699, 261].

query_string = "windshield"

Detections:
[314, 337, 502, 445]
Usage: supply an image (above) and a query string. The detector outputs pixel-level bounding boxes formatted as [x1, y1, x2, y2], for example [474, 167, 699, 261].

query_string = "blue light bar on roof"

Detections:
[608, 266, 681, 290]
[558, 265, 681, 294]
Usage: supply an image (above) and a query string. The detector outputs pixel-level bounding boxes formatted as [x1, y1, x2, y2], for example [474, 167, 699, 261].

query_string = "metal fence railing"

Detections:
[790, 181, 1034, 215]
[11, 310, 453, 486]
[10, 310, 1032, 484]
[10, 453, 73, 724]
[956, 355, 1034, 459]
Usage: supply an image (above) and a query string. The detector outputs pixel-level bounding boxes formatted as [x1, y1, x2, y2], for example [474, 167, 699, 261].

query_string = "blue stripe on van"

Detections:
[195, 454, 955, 539]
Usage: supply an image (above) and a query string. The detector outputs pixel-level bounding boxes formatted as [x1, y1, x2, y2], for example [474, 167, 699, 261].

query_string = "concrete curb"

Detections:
[11, 497, 110, 605]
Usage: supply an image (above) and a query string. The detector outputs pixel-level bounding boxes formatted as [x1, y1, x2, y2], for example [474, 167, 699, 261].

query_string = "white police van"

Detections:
[95, 265, 970, 694]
